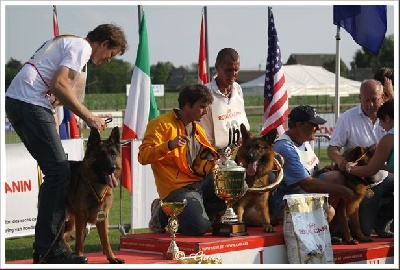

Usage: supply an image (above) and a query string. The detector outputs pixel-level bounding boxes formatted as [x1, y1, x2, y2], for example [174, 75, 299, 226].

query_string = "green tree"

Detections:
[5, 58, 23, 91]
[350, 35, 394, 70]
[323, 58, 350, 78]
[150, 61, 174, 84]
[86, 58, 132, 94]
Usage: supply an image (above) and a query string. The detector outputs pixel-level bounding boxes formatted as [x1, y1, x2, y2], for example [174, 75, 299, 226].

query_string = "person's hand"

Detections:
[86, 114, 106, 132]
[168, 135, 189, 150]
[336, 157, 348, 172]
[345, 161, 357, 174]
[383, 77, 394, 100]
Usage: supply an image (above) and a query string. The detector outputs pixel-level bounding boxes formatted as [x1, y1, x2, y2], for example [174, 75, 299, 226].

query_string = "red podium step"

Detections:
[120, 226, 395, 264]
[6, 226, 394, 264]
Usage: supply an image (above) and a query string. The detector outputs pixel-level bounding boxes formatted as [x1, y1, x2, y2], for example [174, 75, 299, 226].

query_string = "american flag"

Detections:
[260, 7, 288, 136]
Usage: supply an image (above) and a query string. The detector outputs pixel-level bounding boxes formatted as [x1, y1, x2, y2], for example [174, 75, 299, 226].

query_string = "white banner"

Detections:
[130, 140, 158, 229]
[5, 139, 84, 238]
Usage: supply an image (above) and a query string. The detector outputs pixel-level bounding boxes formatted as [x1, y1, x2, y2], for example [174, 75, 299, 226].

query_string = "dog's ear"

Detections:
[263, 128, 278, 145]
[240, 123, 250, 142]
[86, 128, 101, 152]
[109, 127, 120, 145]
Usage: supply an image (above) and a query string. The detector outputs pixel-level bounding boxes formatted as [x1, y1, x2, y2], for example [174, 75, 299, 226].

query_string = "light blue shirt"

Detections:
[271, 138, 319, 215]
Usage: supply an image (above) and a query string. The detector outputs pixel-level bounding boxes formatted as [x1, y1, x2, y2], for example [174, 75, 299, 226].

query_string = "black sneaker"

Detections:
[33, 251, 88, 264]
[374, 227, 394, 238]
[148, 198, 166, 233]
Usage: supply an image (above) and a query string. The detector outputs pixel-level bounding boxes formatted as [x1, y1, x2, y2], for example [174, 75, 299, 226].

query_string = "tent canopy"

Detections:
[240, 64, 361, 97]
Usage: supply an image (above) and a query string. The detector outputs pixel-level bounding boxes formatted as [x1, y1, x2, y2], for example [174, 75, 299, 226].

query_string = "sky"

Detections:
[1, 1, 397, 71]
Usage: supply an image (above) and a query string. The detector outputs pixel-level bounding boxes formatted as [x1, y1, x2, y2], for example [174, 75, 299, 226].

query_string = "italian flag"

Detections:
[121, 11, 159, 193]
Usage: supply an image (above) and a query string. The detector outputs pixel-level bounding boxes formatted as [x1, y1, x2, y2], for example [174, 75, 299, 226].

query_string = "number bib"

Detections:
[211, 94, 249, 149]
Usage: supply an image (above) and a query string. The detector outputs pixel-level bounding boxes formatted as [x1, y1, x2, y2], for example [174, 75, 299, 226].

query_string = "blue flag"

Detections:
[333, 5, 387, 54]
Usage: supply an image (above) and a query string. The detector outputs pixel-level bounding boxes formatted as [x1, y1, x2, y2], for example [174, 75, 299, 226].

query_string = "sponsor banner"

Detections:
[5, 139, 84, 238]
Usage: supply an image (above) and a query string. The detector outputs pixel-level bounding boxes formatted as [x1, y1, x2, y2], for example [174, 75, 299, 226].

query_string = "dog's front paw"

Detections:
[263, 224, 275, 233]
[344, 238, 359, 245]
[107, 257, 125, 264]
[356, 236, 374, 243]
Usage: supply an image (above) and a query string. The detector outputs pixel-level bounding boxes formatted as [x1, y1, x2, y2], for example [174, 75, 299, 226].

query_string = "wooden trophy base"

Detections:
[212, 222, 248, 237]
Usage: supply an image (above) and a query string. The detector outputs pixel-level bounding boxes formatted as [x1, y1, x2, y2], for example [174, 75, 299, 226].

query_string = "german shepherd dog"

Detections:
[331, 146, 375, 245]
[62, 127, 124, 263]
[234, 124, 283, 233]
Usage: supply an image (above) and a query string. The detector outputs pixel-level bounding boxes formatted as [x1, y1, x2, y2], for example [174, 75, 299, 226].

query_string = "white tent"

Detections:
[240, 64, 361, 97]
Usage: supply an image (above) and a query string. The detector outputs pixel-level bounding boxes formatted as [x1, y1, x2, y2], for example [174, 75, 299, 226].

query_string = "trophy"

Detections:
[212, 147, 248, 237]
[160, 199, 187, 260]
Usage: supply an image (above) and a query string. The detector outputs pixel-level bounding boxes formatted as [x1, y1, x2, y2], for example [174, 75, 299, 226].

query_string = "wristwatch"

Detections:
[346, 162, 352, 173]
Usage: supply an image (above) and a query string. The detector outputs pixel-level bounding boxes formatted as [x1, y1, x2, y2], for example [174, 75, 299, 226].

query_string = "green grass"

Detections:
[4, 186, 148, 262]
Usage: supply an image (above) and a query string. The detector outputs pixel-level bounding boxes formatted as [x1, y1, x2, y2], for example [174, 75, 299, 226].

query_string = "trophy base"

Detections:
[212, 222, 248, 237]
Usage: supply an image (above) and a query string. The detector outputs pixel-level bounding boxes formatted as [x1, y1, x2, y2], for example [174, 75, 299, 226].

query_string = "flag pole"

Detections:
[204, 6, 210, 82]
[334, 25, 341, 122]
[138, 5, 142, 25]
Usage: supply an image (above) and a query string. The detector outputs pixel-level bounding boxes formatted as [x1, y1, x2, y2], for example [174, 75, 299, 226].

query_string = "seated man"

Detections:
[270, 105, 355, 238]
[138, 84, 226, 236]
[328, 79, 394, 237]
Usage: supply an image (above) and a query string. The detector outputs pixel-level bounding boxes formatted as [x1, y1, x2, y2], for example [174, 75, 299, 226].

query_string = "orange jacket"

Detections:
[138, 111, 217, 199]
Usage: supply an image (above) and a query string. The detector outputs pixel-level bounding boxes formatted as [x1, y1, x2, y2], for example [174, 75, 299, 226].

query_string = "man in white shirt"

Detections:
[328, 79, 394, 238]
[5, 24, 128, 263]
[198, 48, 250, 153]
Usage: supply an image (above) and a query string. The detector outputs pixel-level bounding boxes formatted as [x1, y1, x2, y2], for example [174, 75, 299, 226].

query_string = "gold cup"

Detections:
[160, 199, 187, 260]
[212, 159, 248, 237]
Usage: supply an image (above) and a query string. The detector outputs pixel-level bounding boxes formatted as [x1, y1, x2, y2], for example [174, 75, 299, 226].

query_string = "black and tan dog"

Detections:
[331, 146, 376, 245]
[234, 124, 283, 233]
[63, 127, 124, 263]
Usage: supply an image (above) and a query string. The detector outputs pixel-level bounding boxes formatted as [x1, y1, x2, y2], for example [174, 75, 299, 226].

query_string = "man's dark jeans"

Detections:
[5, 97, 70, 257]
[358, 173, 394, 236]
[156, 175, 226, 236]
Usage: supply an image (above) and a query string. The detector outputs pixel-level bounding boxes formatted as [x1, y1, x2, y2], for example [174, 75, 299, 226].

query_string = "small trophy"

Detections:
[160, 199, 187, 260]
[212, 147, 248, 237]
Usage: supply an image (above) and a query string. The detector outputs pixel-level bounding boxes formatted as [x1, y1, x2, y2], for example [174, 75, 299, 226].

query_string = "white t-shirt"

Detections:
[198, 79, 250, 150]
[6, 36, 91, 110]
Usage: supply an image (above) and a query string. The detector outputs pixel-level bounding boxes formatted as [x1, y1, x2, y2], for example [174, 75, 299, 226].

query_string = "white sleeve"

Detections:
[329, 113, 349, 148]
[198, 106, 214, 145]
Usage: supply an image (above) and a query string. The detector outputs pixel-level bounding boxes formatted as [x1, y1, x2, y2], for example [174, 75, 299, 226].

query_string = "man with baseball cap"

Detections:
[270, 105, 355, 244]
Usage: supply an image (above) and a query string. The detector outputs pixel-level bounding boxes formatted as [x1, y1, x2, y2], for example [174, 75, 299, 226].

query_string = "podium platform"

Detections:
[6, 226, 395, 264]
[120, 226, 395, 264]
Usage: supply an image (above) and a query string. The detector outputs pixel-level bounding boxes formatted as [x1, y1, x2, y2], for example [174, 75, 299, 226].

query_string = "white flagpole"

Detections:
[334, 25, 341, 122]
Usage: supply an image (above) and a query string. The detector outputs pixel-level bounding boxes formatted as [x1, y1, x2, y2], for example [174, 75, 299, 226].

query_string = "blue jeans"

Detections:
[157, 175, 226, 236]
[358, 173, 394, 236]
[5, 97, 70, 257]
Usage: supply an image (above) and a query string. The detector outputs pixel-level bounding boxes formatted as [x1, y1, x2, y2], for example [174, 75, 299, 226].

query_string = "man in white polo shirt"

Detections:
[328, 79, 394, 238]
[198, 48, 250, 154]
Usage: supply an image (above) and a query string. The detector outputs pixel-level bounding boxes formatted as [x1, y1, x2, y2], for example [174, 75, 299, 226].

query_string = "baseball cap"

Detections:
[288, 105, 326, 125]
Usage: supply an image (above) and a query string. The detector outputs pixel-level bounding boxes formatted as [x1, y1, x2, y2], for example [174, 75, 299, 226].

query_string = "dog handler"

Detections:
[5, 24, 127, 264]
[139, 84, 226, 236]
[270, 105, 355, 242]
